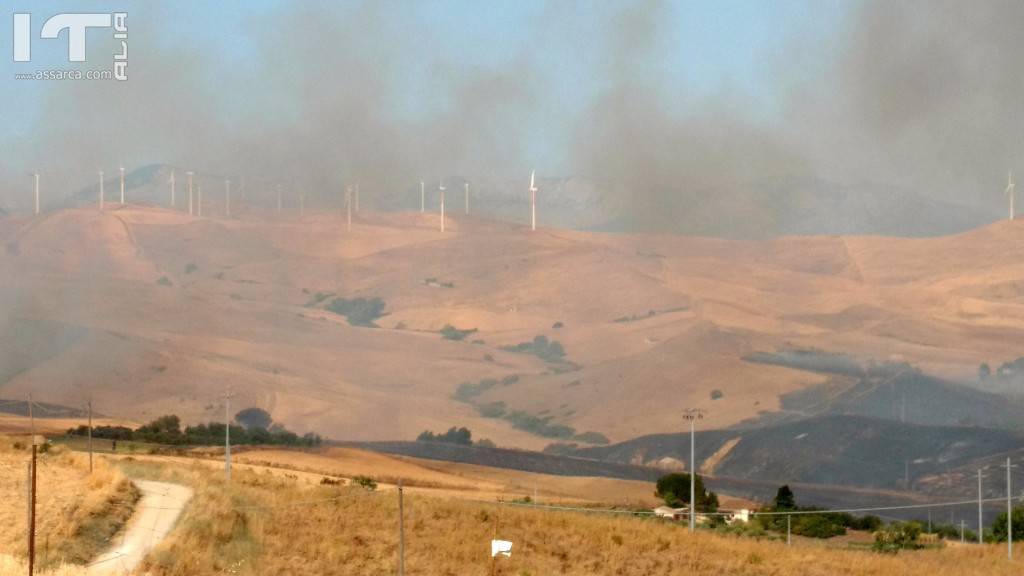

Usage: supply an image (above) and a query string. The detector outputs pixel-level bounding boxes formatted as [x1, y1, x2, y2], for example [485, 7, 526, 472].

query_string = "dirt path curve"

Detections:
[86, 480, 193, 576]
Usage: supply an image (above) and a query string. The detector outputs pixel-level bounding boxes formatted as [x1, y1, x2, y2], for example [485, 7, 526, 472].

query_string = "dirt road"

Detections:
[87, 480, 192, 575]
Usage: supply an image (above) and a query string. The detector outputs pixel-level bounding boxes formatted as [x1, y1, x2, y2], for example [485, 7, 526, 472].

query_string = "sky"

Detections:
[0, 0, 846, 174]
[0, 1, 1020, 229]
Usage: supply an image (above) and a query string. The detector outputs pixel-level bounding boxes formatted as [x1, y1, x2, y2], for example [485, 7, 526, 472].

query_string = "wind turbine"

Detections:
[186, 171, 194, 215]
[1007, 172, 1016, 221]
[439, 180, 446, 232]
[33, 172, 40, 215]
[119, 165, 125, 204]
[98, 170, 105, 211]
[529, 170, 538, 231]
[169, 169, 176, 208]
[346, 185, 353, 231]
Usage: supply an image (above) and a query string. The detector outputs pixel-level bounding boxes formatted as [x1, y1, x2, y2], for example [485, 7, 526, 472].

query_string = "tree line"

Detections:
[68, 409, 322, 447]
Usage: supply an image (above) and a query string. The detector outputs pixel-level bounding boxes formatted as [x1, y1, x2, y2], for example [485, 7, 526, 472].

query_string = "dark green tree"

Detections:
[235, 407, 273, 430]
[991, 506, 1024, 542]
[655, 472, 718, 511]
[772, 485, 797, 510]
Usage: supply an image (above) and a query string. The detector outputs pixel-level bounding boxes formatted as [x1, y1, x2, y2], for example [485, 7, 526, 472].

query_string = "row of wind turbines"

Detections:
[418, 170, 540, 233]
[23, 168, 1019, 229]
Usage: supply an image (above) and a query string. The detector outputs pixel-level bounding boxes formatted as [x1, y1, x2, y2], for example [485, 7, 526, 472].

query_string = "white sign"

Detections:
[491, 539, 513, 558]
[12, 11, 128, 80]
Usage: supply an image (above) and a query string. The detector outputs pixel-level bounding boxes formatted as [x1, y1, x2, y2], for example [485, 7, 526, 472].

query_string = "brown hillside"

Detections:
[1, 206, 1022, 447]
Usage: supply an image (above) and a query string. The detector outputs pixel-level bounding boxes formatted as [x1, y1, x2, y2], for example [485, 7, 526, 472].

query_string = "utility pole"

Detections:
[28, 393, 34, 439]
[980, 468, 985, 544]
[170, 169, 176, 207]
[119, 165, 125, 204]
[197, 185, 203, 217]
[787, 514, 791, 546]
[28, 441, 37, 576]
[99, 171, 105, 211]
[420, 181, 425, 213]
[277, 185, 282, 214]
[1003, 457, 1017, 559]
[683, 408, 705, 533]
[464, 181, 469, 215]
[961, 519, 966, 543]
[33, 172, 40, 215]
[224, 390, 234, 481]
[87, 399, 93, 474]
[398, 479, 405, 576]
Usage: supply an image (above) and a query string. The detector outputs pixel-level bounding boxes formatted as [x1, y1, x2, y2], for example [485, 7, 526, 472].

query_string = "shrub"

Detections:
[235, 407, 273, 430]
[185, 262, 198, 274]
[352, 475, 377, 491]
[440, 325, 478, 341]
[157, 276, 173, 286]
[326, 297, 386, 327]
[501, 335, 567, 363]
[874, 521, 924, 553]
[710, 389, 723, 400]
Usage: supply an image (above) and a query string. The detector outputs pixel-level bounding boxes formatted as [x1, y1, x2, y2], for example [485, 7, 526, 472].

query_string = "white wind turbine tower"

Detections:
[119, 165, 125, 204]
[529, 169, 538, 231]
[346, 185, 353, 231]
[225, 179, 231, 217]
[98, 170, 105, 210]
[420, 180, 425, 213]
[169, 169, 176, 208]
[464, 181, 470, 215]
[186, 171, 195, 215]
[439, 180, 446, 232]
[33, 172, 40, 215]
[1007, 172, 1016, 221]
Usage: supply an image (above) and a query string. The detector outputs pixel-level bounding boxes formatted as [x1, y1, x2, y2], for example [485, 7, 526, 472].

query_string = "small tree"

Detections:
[772, 485, 797, 510]
[979, 363, 992, 381]
[991, 506, 1024, 542]
[655, 472, 718, 511]
[235, 407, 273, 430]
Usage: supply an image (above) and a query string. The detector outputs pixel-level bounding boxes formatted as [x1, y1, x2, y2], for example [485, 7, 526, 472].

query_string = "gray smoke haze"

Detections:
[3, 0, 1023, 235]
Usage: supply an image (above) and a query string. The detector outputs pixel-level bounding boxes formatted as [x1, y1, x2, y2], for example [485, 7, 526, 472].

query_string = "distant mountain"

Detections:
[568, 414, 1024, 492]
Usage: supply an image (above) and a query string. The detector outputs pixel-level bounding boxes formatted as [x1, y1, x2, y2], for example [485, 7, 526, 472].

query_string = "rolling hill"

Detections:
[2, 200, 1024, 453]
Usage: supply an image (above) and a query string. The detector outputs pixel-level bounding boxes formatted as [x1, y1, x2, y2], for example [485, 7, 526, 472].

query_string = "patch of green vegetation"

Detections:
[423, 277, 455, 288]
[505, 410, 575, 439]
[710, 389, 723, 400]
[477, 401, 507, 418]
[501, 335, 566, 363]
[572, 431, 610, 445]
[417, 426, 473, 445]
[352, 475, 378, 491]
[185, 262, 198, 274]
[304, 291, 335, 307]
[440, 324, 478, 341]
[326, 297, 386, 327]
[157, 276, 173, 286]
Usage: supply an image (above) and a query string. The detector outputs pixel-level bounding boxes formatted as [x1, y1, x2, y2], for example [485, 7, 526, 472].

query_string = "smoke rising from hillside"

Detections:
[2, 1, 1023, 234]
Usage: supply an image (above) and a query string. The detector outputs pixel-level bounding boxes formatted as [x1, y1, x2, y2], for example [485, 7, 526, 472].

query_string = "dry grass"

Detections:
[116, 457, 1024, 576]
[0, 436, 138, 570]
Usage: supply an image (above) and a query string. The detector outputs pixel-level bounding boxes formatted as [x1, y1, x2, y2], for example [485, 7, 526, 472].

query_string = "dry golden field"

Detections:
[0, 435, 137, 572]
[102, 457, 1024, 576]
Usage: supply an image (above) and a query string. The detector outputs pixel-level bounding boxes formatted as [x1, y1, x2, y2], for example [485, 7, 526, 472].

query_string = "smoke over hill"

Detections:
[1, 2, 1022, 236]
